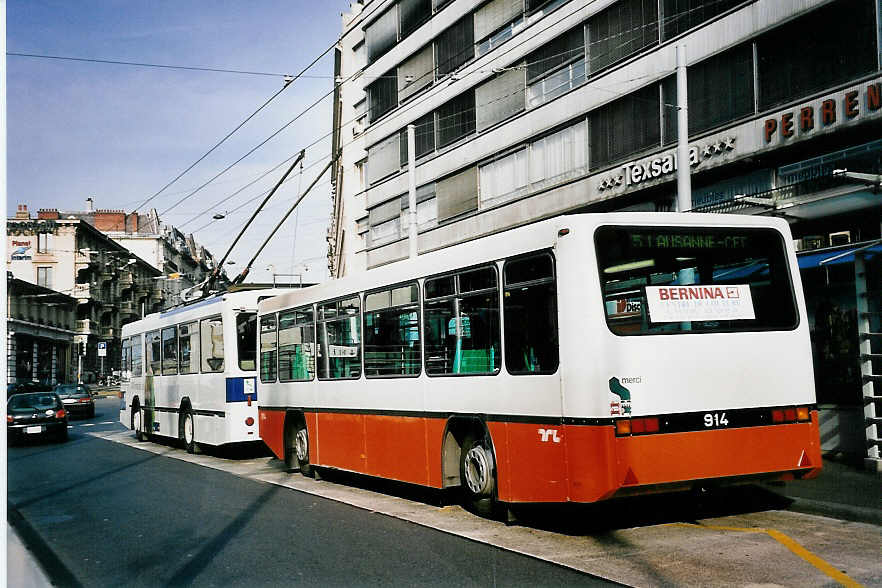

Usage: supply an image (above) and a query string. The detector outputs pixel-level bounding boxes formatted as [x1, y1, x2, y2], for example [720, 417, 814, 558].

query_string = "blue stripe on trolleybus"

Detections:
[226, 377, 257, 403]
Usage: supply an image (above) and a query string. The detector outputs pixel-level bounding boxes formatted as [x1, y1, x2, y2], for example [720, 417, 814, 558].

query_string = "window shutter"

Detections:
[367, 134, 401, 185]
[398, 45, 434, 102]
[399, 0, 431, 38]
[435, 15, 474, 76]
[369, 198, 402, 225]
[436, 166, 478, 221]
[475, 66, 525, 131]
[365, 6, 399, 64]
[474, 0, 524, 41]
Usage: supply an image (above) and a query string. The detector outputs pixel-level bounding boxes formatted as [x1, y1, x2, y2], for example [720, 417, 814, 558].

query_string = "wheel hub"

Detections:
[294, 429, 309, 462]
[184, 415, 193, 444]
[464, 446, 491, 495]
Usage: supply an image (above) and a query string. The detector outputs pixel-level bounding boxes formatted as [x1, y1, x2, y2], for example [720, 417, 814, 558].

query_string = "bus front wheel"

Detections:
[294, 424, 313, 478]
[134, 404, 148, 442]
[460, 434, 497, 517]
[181, 409, 197, 454]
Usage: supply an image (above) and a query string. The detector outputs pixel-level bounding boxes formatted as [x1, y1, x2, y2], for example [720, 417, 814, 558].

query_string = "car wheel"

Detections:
[460, 433, 497, 518]
[57, 426, 69, 443]
[293, 424, 313, 477]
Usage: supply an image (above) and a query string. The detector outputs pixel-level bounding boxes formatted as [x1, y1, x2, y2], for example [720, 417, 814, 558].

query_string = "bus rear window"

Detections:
[595, 226, 798, 335]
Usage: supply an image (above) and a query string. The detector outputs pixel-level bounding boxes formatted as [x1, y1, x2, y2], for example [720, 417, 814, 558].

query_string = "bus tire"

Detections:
[181, 409, 198, 454]
[133, 402, 148, 442]
[460, 433, 497, 517]
[294, 423, 313, 478]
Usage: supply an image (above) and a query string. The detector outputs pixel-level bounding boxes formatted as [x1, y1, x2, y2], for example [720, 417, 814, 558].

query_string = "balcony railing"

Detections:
[101, 327, 115, 338]
[76, 319, 95, 334]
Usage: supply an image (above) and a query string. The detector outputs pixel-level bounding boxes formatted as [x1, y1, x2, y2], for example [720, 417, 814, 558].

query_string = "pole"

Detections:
[407, 124, 418, 259]
[676, 44, 692, 212]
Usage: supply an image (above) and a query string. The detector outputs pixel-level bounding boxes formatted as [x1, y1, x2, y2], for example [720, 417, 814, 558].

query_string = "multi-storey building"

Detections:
[7, 204, 162, 382]
[329, 0, 881, 463]
[7, 274, 78, 386]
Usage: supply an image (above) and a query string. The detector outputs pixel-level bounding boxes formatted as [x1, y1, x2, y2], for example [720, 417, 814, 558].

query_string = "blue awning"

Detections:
[797, 243, 882, 269]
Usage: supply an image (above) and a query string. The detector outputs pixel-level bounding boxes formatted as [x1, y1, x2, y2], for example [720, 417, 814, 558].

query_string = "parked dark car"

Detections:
[7, 392, 69, 444]
[54, 383, 95, 419]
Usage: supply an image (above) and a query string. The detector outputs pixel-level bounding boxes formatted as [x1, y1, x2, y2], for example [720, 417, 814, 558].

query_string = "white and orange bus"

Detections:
[256, 213, 821, 515]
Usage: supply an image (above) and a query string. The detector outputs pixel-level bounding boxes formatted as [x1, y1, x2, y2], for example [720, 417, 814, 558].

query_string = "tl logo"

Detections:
[538, 428, 561, 443]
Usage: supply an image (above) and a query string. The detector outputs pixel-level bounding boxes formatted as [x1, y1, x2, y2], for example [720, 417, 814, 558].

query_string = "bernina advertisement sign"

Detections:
[646, 284, 756, 323]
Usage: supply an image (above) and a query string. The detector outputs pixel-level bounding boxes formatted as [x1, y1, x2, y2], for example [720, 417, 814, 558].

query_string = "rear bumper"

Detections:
[7, 421, 68, 438]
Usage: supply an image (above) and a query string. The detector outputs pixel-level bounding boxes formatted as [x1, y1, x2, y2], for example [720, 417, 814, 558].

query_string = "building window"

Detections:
[147, 330, 162, 375]
[367, 134, 401, 186]
[436, 166, 478, 221]
[661, 0, 745, 41]
[527, 58, 585, 108]
[37, 233, 51, 253]
[756, 0, 877, 111]
[530, 119, 588, 188]
[424, 266, 501, 375]
[365, 5, 398, 64]
[397, 45, 434, 102]
[237, 312, 257, 371]
[587, 0, 658, 74]
[435, 14, 474, 77]
[317, 296, 362, 380]
[527, 26, 584, 83]
[400, 0, 432, 38]
[132, 335, 143, 376]
[476, 67, 526, 131]
[36, 266, 53, 289]
[398, 112, 436, 165]
[367, 69, 398, 122]
[475, 0, 525, 56]
[364, 283, 421, 377]
[504, 253, 558, 374]
[278, 306, 315, 382]
[590, 84, 660, 169]
[368, 197, 403, 247]
[663, 43, 754, 139]
[259, 314, 277, 383]
[436, 89, 476, 148]
[479, 148, 529, 208]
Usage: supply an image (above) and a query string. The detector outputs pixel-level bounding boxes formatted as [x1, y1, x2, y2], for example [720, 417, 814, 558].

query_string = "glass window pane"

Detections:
[425, 275, 455, 299]
[364, 283, 421, 377]
[587, 0, 658, 74]
[459, 266, 497, 292]
[279, 307, 316, 382]
[132, 335, 143, 376]
[504, 254, 558, 374]
[260, 315, 278, 383]
[237, 312, 257, 371]
[365, 5, 398, 64]
[317, 297, 362, 379]
[589, 84, 659, 169]
[200, 317, 225, 373]
[435, 14, 474, 76]
[147, 331, 162, 375]
[179, 321, 200, 375]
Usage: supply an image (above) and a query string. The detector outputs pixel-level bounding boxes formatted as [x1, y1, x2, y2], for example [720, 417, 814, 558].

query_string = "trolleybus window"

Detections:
[179, 321, 199, 375]
[161, 326, 178, 375]
[132, 334, 143, 376]
[425, 266, 501, 375]
[317, 296, 362, 380]
[364, 283, 421, 377]
[200, 317, 225, 372]
[503, 253, 559, 374]
[121, 337, 131, 381]
[595, 226, 798, 335]
[237, 312, 257, 371]
[147, 330, 161, 375]
[278, 306, 316, 382]
[260, 314, 278, 383]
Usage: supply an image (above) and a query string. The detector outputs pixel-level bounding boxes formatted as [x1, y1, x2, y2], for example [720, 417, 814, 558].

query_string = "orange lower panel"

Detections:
[259, 409, 286, 461]
[364, 415, 429, 485]
[315, 412, 366, 473]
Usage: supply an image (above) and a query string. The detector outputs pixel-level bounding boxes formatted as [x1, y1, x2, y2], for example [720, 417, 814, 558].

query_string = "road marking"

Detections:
[669, 523, 864, 588]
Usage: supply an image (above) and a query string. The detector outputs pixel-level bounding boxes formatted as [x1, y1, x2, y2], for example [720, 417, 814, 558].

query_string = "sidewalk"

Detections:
[7, 523, 52, 588]
[764, 455, 882, 525]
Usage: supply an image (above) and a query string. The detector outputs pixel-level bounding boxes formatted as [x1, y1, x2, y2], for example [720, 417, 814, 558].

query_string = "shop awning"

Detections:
[797, 242, 882, 269]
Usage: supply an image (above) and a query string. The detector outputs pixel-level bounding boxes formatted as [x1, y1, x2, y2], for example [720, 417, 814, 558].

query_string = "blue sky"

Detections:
[7, 0, 354, 281]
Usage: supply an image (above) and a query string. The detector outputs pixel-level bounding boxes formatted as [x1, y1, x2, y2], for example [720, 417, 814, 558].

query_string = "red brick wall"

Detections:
[93, 210, 125, 231]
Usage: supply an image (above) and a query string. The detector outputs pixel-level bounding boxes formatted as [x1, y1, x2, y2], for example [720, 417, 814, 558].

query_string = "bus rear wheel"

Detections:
[133, 403, 148, 442]
[294, 424, 313, 478]
[181, 409, 197, 454]
[460, 433, 497, 517]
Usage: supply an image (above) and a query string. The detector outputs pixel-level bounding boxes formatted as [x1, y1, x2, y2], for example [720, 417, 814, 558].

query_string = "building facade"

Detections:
[7, 205, 162, 382]
[6, 274, 78, 386]
[329, 0, 881, 464]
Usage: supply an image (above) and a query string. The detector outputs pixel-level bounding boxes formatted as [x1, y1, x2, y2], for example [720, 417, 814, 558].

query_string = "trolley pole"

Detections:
[676, 44, 692, 212]
[407, 124, 418, 259]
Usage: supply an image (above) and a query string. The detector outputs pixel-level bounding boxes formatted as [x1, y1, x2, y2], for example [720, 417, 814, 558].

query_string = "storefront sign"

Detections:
[598, 137, 736, 192]
[646, 284, 755, 323]
[7, 220, 58, 235]
[763, 82, 881, 144]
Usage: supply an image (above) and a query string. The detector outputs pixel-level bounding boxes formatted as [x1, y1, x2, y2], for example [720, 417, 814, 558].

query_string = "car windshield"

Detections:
[56, 385, 88, 396]
[9, 394, 58, 410]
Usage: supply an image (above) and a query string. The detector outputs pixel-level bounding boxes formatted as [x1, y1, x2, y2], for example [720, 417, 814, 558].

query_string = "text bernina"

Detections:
[764, 82, 881, 143]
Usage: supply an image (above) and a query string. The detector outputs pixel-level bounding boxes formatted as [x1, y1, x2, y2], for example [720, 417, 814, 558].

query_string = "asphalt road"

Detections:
[7, 397, 614, 586]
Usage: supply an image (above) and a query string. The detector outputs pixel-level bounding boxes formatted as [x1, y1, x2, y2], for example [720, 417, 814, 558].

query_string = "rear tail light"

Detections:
[6, 415, 13, 423]
[772, 406, 810, 424]
[772, 409, 784, 423]
[56, 409, 66, 419]
[615, 420, 631, 436]
[784, 408, 797, 421]
[616, 417, 660, 436]
[245, 417, 255, 427]
[797, 406, 810, 422]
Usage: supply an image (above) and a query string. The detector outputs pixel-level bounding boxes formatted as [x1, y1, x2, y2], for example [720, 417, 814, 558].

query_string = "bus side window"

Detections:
[132, 335, 143, 376]
[121, 338, 131, 381]
[237, 312, 257, 371]
[317, 296, 362, 380]
[424, 266, 500, 376]
[147, 331, 161, 375]
[179, 322, 200, 375]
[503, 253, 559, 375]
[260, 314, 278, 383]
[201, 317, 225, 373]
[279, 307, 316, 382]
[162, 326, 178, 375]
[364, 283, 420, 377]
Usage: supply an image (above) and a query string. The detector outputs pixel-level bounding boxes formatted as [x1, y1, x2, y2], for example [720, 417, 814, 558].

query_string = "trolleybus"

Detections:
[119, 289, 288, 452]
[256, 213, 821, 514]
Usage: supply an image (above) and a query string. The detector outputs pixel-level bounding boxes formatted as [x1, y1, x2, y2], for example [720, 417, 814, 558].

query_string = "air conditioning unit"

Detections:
[829, 231, 852, 247]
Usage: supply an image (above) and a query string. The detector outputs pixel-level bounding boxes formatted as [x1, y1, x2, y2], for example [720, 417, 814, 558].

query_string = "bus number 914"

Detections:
[704, 412, 729, 428]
